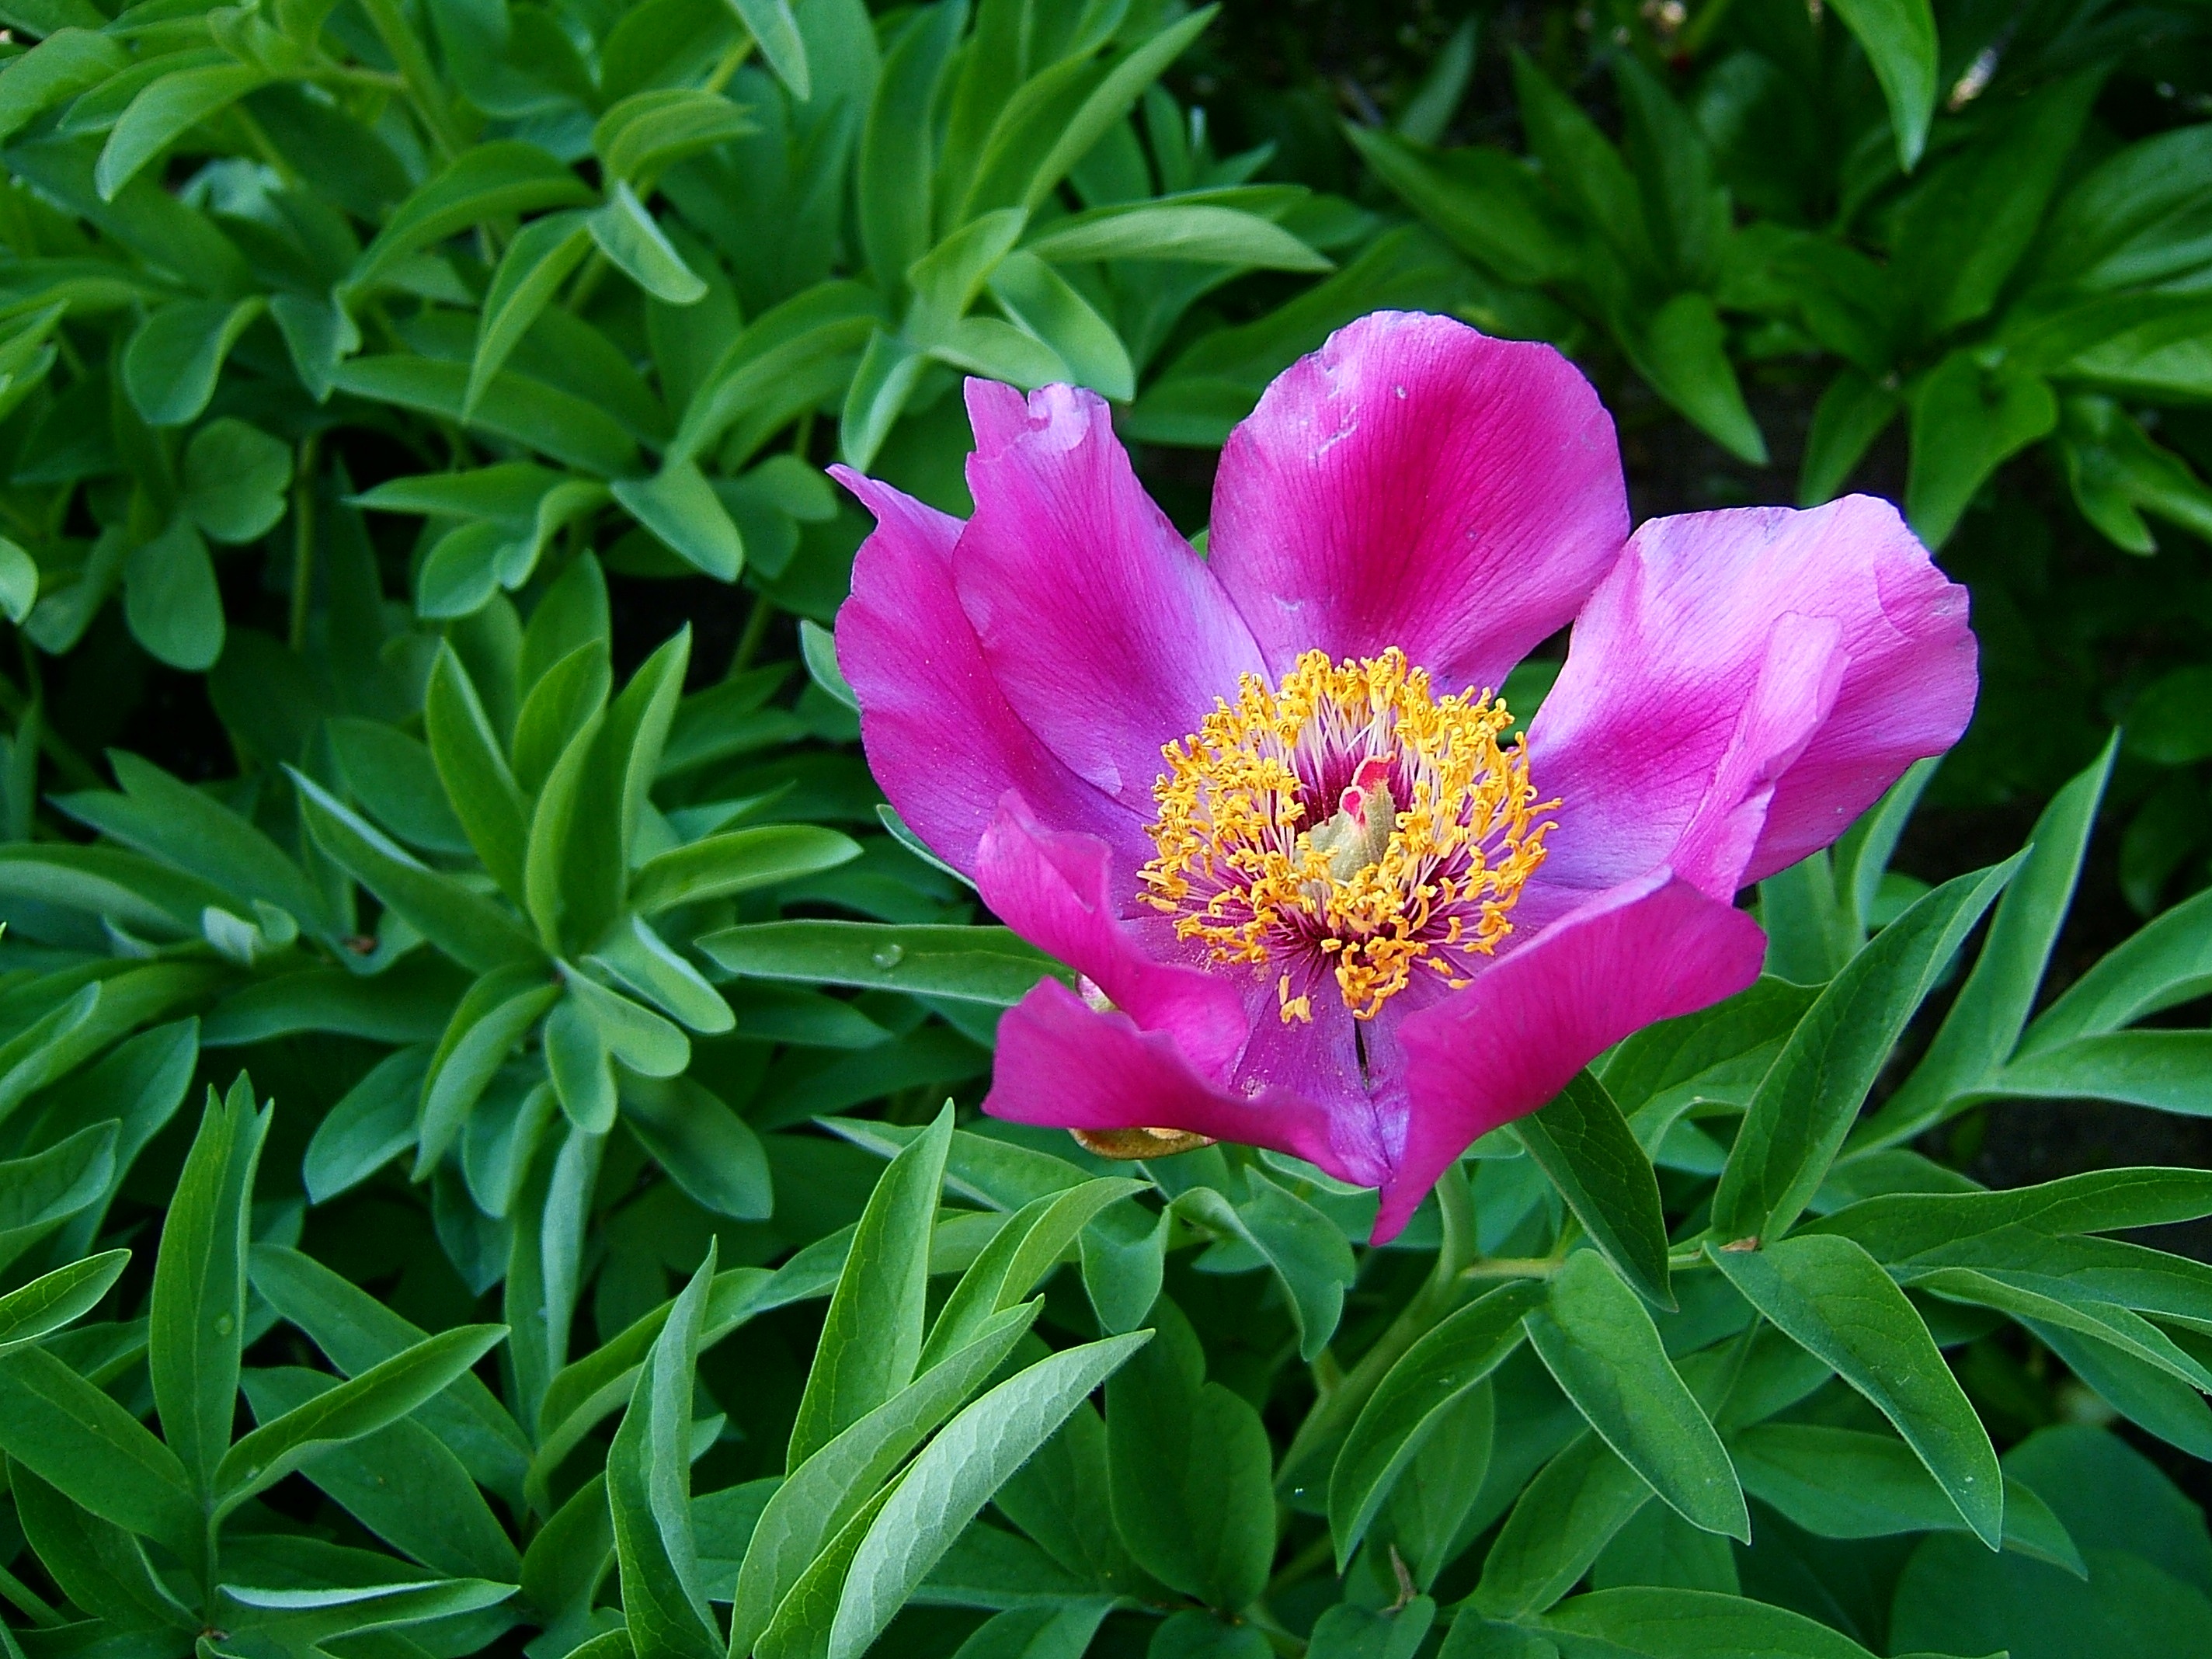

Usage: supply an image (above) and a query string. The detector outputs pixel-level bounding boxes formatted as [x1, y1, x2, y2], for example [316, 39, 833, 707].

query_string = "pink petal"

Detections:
[1526, 496, 1976, 909]
[984, 977, 1388, 1188]
[1380, 870, 1768, 1241]
[954, 381, 1266, 813]
[831, 468, 1143, 877]
[975, 796, 1248, 1077]
[1208, 311, 1628, 694]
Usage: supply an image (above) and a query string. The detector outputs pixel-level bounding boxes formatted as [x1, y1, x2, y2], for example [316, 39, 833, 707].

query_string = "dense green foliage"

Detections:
[0, 0, 2207, 1656]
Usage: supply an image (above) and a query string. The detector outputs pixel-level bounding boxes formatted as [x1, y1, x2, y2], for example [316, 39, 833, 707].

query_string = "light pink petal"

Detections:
[1526, 496, 1977, 908]
[953, 381, 1266, 813]
[975, 797, 1248, 1077]
[1208, 311, 1628, 694]
[1379, 871, 1768, 1241]
[831, 468, 1148, 878]
[984, 977, 1389, 1188]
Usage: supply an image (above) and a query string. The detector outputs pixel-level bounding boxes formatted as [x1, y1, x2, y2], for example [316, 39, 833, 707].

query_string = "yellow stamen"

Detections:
[1140, 648, 1555, 1021]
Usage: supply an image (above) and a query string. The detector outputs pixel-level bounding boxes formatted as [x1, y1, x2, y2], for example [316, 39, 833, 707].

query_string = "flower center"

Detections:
[1139, 648, 1554, 1024]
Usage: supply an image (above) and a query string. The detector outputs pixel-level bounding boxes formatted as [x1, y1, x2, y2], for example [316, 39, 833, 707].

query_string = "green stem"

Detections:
[1459, 1255, 1563, 1283]
[1265, 1529, 1338, 1599]
[1275, 1161, 1478, 1495]
[565, 249, 610, 315]
[1242, 1602, 1306, 1657]
[0, 656, 100, 792]
[702, 36, 754, 96]
[0, 1564, 60, 1627]
[229, 103, 301, 189]
[289, 433, 318, 652]
[355, 0, 461, 158]
[730, 591, 774, 673]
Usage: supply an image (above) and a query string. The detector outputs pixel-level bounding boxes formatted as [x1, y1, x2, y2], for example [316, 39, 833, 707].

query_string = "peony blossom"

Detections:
[831, 311, 1977, 1241]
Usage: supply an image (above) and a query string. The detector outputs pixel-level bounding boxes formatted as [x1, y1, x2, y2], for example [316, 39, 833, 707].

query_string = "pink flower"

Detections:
[832, 312, 1977, 1241]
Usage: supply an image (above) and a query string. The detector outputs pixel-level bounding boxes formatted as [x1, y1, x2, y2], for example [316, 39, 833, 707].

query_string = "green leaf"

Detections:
[2033, 1320, 2212, 1459]
[517, 645, 614, 787]
[122, 296, 266, 427]
[545, 995, 617, 1132]
[12, 1464, 198, 1633]
[468, 210, 595, 417]
[294, 766, 546, 972]
[699, 921, 1065, 1005]
[238, 1366, 521, 1582]
[555, 627, 690, 951]
[589, 914, 732, 1034]
[1516, 1071, 1673, 1309]
[249, 1243, 532, 1505]
[0, 535, 35, 624]
[1170, 1170, 1355, 1361]
[788, 1104, 953, 1469]
[590, 178, 708, 305]
[1626, 293, 1767, 465]
[0, 1248, 129, 1355]
[1915, 1266, 2212, 1393]
[1106, 1303, 1275, 1612]
[0, 1346, 200, 1560]
[1344, 127, 1579, 287]
[1890, 71, 2103, 341]
[923, 1177, 1146, 1369]
[0, 30, 127, 144]
[593, 88, 753, 186]
[423, 643, 530, 900]
[329, 717, 473, 855]
[61, 750, 331, 934]
[729, 1303, 1038, 1657]
[304, 1045, 430, 1201]
[621, 1073, 773, 1220]
[212, 1323, 507, 1518]
[0, 1120, 115, 1273]
[609, 1246, 720, 1659]
[858, 0, 966, 295]
[419, 965, 563, 1172]
[729, 0, 809, 99]
[1712, 858, 2018, 1246]
[1856, 740, 2114, 1149]
[181, 418, 292, 544]
[96, 62, 266, 200]
[1528, 1250, 1748, 1541]
[1807, 1166, 2212, 1261]
[1330, 1282, 1542, 1570]
[1906, 352, 2059, 548]
[948, 1603, 1120, 1659]
[2020, 885, 2212, 1055]
[837, 327, 927, 472]
[958, 9, 1214, 222]
[220, 1580, 520, 1645]
[1826, 0, 1939, 169]
[610, 461, 743, 580]
[986, 250, 1134, 400]
[799, 619, 858, 713]
[1800, 369, 1902, 506]
[349, 140, 595, 295]
[829, 1331, 1152, 1658]
[1734, 1423, 2082, 1572]
[667, 281, 885, 466]
[1024, 200, 1330, 270]
[151, 1075, 270, 1497]
[333, 354, 642, 478]
[123, 516, 224, 670]
[1473, 1431, 1654, 1617]
[566, 968, 689, 1077]
[1540, 1587, 1897, 1657]
[1708, 1233, 2002, 1547]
